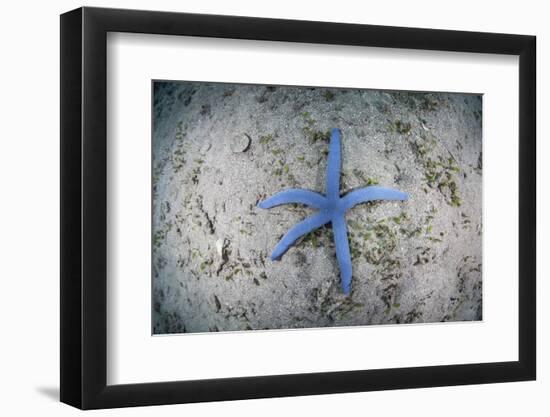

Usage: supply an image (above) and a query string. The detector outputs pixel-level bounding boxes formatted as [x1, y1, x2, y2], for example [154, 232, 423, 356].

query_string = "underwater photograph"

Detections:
[151, 80, 483, 334]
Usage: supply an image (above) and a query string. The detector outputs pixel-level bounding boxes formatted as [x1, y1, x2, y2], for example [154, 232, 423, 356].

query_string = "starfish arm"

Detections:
[270, 211, 331, 260]
[326, 128, 341, 199]
[340, 186, 408, 211]
[332, 215, 352, 295]
[257, 189, 327, 210]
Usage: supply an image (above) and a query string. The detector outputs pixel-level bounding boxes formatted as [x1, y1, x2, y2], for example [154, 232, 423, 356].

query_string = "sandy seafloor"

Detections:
[151, 81, 482, 334]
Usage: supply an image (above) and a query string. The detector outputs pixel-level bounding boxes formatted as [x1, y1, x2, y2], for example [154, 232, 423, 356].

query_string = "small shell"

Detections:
[200, 142, 212, 153]
[216, 238, 228, 259]
[216, 239, 225, 258]
[230, 134, 251, 153]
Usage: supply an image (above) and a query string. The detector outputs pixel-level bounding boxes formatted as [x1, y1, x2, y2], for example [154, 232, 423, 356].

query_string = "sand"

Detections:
[151, 81, 482, 333]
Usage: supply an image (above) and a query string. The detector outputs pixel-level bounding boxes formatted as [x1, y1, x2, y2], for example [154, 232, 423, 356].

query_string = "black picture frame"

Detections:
[60, 6, 536, 410]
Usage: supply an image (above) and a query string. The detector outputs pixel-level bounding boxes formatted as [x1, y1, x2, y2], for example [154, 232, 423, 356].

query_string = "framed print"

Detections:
[60, 6, 536, 409]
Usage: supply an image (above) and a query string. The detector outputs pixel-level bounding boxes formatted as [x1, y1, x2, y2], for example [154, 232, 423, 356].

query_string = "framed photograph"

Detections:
[60, 6, 536, 409]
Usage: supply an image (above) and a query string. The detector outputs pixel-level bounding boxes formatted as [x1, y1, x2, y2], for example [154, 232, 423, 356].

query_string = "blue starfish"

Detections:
[257, 128, 408, 294]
